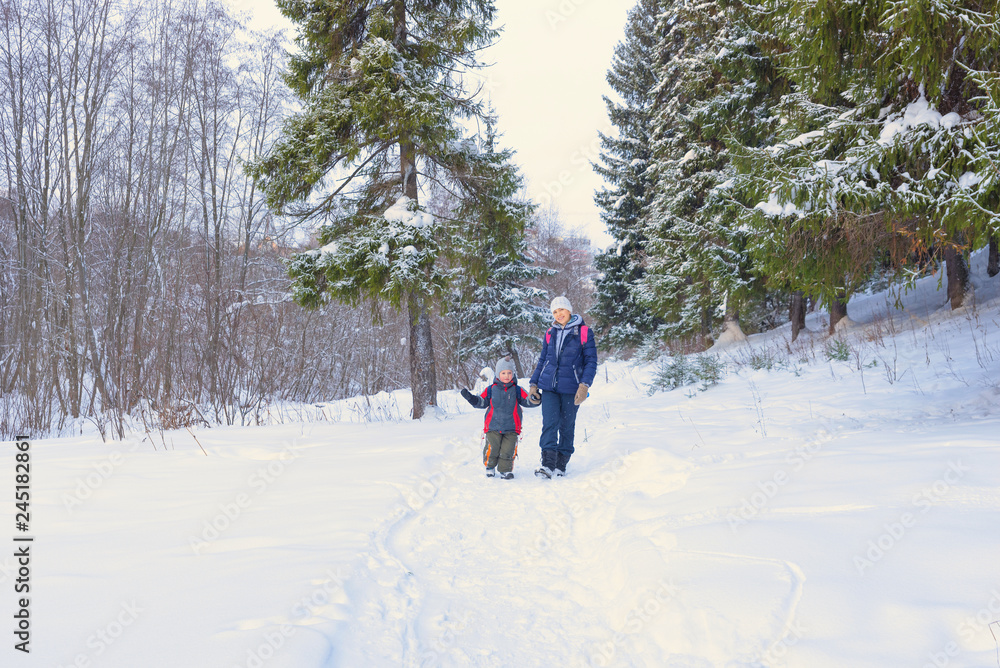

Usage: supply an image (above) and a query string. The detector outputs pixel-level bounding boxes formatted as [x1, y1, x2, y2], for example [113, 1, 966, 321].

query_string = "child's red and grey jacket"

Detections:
[467, 378, 538, 434]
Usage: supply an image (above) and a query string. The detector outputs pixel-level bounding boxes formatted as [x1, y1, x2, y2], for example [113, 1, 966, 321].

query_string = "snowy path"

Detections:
[294, 377, 999, 668]
[319, 416, 807, 668]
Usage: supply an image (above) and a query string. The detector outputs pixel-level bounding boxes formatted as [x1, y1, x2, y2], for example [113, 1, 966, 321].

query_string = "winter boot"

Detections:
[498, 471, 514, 480]
[535, 449, 558, 479]
[554, 452, 571, 477]
[485, 467, 496, 478]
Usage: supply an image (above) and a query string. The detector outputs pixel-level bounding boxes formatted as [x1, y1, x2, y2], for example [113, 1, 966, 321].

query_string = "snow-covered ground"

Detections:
[7, 254, 1000, 667]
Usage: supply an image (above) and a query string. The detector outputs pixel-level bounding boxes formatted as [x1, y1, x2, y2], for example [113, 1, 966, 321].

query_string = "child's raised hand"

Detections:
[460, 388, 479, 406]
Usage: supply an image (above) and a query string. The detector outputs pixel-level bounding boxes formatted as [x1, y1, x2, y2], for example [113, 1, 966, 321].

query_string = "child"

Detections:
[461, 356, 539, 479]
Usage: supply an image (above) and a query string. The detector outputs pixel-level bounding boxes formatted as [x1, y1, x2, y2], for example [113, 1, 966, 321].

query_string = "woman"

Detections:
[528, 296, 598, 478]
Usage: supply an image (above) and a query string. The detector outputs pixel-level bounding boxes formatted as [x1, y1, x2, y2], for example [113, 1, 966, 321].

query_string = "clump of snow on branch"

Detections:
[755, 193, 808, 218]
[383, 196, 435, 228]
[878, 96, 963, 146]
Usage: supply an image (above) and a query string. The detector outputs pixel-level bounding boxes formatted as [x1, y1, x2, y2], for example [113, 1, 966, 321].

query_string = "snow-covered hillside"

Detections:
[8, 254, 1000, 667]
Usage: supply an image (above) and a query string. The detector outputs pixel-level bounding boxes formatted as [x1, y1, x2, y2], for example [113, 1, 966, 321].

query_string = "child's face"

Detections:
[498, 370, 514, 383]
[552, 308, 571, 325]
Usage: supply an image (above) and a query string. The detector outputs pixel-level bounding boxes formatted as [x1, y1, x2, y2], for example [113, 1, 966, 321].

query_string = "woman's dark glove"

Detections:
[461, 388, 479, 406]
[528, 384, 541, 404]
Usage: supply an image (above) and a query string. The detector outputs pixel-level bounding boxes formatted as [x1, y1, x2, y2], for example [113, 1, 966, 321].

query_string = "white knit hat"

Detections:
[550, 296, 572, 314]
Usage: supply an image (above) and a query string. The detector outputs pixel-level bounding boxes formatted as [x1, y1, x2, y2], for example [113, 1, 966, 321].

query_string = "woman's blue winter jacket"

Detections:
[529, 314, 598, 393]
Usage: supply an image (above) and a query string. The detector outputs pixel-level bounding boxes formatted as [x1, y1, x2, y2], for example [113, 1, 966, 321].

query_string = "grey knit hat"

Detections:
[495, 356, 516, 377]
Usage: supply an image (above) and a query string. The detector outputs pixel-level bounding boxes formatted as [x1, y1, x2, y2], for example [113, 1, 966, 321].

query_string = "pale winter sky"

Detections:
[231, 0, 637, 248]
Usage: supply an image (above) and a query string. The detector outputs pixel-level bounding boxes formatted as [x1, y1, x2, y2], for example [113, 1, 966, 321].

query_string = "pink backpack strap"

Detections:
[546, 328, 553, 344]
[580, 326, 588, 344]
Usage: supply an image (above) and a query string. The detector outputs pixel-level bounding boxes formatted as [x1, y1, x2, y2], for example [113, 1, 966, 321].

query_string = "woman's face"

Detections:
[552, 308, 571, 325]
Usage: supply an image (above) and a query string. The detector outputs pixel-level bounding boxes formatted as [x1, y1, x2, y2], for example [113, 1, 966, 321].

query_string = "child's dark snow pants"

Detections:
[484, 431, 518, 473]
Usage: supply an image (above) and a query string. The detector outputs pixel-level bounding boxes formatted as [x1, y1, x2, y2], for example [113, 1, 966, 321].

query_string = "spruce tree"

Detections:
[960, 67, 1000, 273]
[736, 0, 1000, 321]
[639, 0, 781, 346]
[637, 0, 704, 342]
[592, 0, 661, 351]
[249, 0, 499, 418]
[876, 0, 1000, 308]
[448, 122, 551, 378]
[692, 0, 794, 337]
[450, 255, 550, 379]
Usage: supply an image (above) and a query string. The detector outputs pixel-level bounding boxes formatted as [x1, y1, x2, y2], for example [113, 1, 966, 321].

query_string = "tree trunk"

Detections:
[829, 290, 848, 334]
[407, 291, 437, 419]
[988, 237, 999, 278]
[790, 291, 806, 342]
[394, 0, 417, 203]
[399, 132, 436, 419]
[393, 2, 436, 418]
[506, 344, 524, 379]
[944, 245, 970, 309]
[700, 301, 713, 348]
